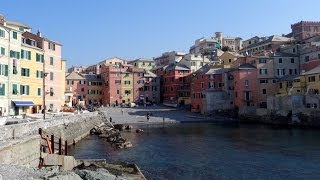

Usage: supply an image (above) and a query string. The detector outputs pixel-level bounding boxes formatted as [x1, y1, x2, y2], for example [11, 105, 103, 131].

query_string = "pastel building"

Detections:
[65, 72, 87, 106]
[153, 51, 186, 66]
[84, 74, 103, 105]
[129, 58, 155, 71]
[178, 54, 210, 73]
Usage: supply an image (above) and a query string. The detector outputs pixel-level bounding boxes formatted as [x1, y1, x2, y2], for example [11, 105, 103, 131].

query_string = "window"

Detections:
[50, 57, 54, 65]
[245, 80, 249, 87]
[260, 79, 269, 84]
[36, 53, 44, 62]
[0, 84, 5, 96]
[10, 50, 20, 59]
[280, 83, 283, 89]
[201, 82, 204, 88]
[21, 50, 31, 60]
[20, 85, 30, 95]
[1, 47, 5, 55]
[12, 84, 18, 95]
[259, 69, 268, 75]
[12, 31, 17, 39]
[305, 56, 309, 62]
[259, 58, 267, 64]
[48, 42, 55, 50]
[81, 88, 84, 92]
[293, 48, 296, 53]
[21, 68, 30, 77]
[289, 69, 293, 75]
[115, 80, 121, 84]
[277, 69, 285, 76]
[318, 54, 320, 59]
[262, 89, 267, 94]
[0, 29, 4, 38]
[0, 64, 8, 76]
[228, 59, 232, 63]
[50, 87, 54, 96]
[125, 90, 131, 94]
[79, 80, 86, 84]
[37, 88, 41, 96]
[278, 58, 282, 64]
[50, 72, 53, 80]
[116, 89, 120, 94]
[291, 58, 294, 63]
[124, 80, 130, 85]
[308, 76, 316, 82]
[36, 70, 43, 78]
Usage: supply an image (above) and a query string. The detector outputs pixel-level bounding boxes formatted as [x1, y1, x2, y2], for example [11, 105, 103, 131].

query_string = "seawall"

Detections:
[0, 111, 107, 167]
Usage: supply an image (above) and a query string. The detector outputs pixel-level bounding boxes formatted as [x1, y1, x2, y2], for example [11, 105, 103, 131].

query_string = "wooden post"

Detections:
[59, 138, 62, 155]
[65, 140, 68, 155]
[51, 134, 54, 154]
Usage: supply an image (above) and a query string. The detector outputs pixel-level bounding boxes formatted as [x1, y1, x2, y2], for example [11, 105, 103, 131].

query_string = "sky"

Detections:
[1, 0, 320, 67]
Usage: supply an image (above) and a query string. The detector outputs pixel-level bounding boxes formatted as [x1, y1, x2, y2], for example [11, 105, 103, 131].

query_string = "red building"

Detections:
[161, 63, 191, 106]
[191, 64, 224, 112]
[232, 63, 259, 108]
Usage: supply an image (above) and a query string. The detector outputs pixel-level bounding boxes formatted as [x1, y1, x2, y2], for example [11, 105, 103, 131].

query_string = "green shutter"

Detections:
[17, 52, 20, 59]
[28, 51, 31, 60]
[4, 65, 8, 76]
[13, 84, 17, 94]
[26, 85, 30, 95]
[41, 55, 44, 62]
[38, 88, 41, 96]
[36, 53, 39, 62]
[20, 85, 23, 95]
[0, 84, 5, 96]
[50, 57, 53, 65]
[21, 50, 24, 59]
[1, 47, 4, 55]
[27, 69, 30, 77]
[10, 50, 13, 58]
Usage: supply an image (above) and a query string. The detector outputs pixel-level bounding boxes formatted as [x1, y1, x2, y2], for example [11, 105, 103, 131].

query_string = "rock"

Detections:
[75, 169, 125, 180]
[136, 129, 144, 133]
[123, 141, 132, 148]
[90, 128, 97, 135]
[48, 172, 82, 180]
[125, 125, 133, 130]
[114, 124, 125, 131]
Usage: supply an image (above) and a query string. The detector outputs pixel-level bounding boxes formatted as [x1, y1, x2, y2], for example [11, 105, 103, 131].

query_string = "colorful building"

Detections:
[129, 58, 155, 71]
[65, 72, 87, 106]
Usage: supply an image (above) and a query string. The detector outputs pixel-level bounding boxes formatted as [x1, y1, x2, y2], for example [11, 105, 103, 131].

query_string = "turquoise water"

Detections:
[69, 123, 320, 179]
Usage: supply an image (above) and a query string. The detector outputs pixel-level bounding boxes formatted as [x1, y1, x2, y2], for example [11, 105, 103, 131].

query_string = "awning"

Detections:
[12, 101, 34, 107]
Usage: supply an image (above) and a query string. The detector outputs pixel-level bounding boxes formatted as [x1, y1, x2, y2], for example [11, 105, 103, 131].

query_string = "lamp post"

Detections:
[43, 70, 48, 119]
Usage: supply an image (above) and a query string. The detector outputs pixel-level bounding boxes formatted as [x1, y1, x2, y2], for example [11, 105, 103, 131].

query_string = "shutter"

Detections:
[21, 50, 24, 59]
[27, 85, 30, 95]
[38, 88, 41, 96]
[27, 69, 30, 77]
[17, 52, 20, 59]
[20, 85, 23, 95]
[13, 84, 17, 93]
[1, 84, 5, 96]
[28, 51, 31, 60]
[1, 47, 4, 55]
[10, 50, 13, 58]
[4, 65, 8, 76]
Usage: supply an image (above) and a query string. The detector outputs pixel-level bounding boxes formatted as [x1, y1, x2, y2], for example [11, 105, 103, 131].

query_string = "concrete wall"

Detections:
[0, 135, 40, 167]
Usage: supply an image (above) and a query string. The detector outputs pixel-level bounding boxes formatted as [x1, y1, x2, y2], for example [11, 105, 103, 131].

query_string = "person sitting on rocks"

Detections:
[109, 117, 112, 123]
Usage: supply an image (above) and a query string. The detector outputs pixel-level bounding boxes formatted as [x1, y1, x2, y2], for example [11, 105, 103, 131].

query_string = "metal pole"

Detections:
[58, 138, 62, 155]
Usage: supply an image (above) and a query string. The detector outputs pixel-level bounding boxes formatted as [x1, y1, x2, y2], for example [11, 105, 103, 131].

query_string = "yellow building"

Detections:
[121, 71, 134, 103]
[219, 51, 244, 68]
[84, 74, 103, 105]
[19, 43, 44, 114]
[294, 65, 320, 95]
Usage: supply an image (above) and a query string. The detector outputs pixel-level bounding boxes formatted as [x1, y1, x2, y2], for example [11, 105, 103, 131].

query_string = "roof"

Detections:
[83, 74, 102, 81]
[144, 70, 157, 78]
[243, 35, 293, 49]
[6, 20, 31, 29]
[130, 58, 154, 63]
[65, 72, 85, 80]
[278, 75, 299, 82]
[164, 63, 190, 71]
[271, 52, 298, 57]
[301, 65, 320, 76]
[238, 63, 256, 69]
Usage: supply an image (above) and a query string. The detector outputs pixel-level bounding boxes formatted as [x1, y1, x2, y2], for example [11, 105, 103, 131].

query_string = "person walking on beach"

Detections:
[109, 117, 112, 123]
[121, 109, 124, 115]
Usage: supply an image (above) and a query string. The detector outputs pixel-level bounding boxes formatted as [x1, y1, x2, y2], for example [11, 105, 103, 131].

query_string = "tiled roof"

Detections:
[164, 63, 190, 71]
[144, 70, 157, 78]
[65, 71, 85, 80]
[6, 20, 30, 29]
[301, 65, 320, 75]
[83, 74, 102, 81]
[238, 63, 256, 69]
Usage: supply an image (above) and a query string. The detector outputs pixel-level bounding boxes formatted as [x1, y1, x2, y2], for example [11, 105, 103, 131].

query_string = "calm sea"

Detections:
[69, 123, 320, 180]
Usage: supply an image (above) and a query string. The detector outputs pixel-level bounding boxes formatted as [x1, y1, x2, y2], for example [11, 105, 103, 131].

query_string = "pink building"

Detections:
[43, 38, 64, 112]
[65, 72, 88, 106]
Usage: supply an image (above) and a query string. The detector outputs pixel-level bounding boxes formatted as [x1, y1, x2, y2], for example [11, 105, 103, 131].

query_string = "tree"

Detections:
[222, 46, 232, 52]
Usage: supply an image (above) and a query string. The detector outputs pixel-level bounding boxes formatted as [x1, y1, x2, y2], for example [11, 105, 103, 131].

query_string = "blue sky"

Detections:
[1, 0, 320, 67]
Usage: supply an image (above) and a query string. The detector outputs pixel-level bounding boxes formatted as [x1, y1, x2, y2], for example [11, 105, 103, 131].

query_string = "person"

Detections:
[109, 117, 112, 123]
[121, 109, 124, 115]
[147, 113, 150, 121]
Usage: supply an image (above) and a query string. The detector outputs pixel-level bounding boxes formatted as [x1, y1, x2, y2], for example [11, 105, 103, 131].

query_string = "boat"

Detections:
[0, 117, 7, 125]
